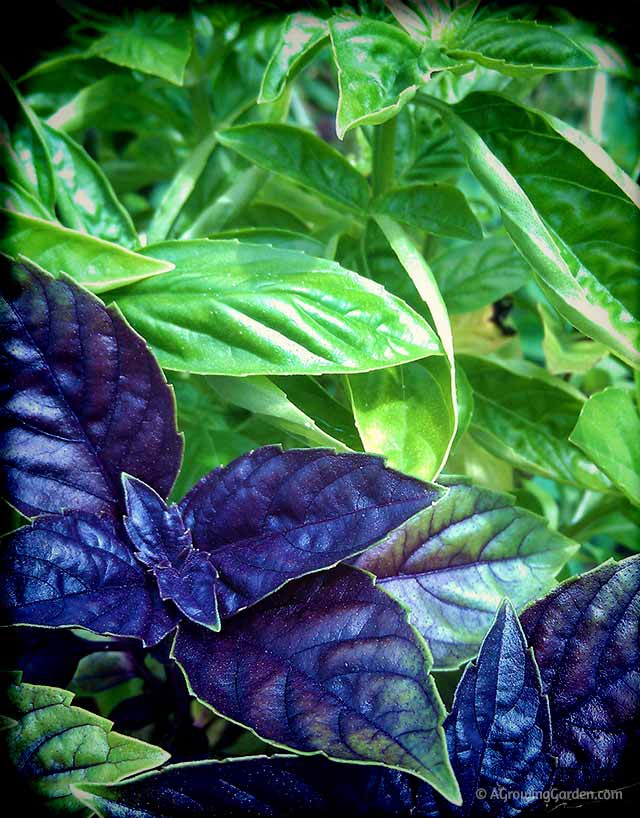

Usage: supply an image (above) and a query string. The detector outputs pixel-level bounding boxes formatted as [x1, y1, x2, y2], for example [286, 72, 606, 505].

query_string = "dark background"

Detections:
[1, 0, 637, 80]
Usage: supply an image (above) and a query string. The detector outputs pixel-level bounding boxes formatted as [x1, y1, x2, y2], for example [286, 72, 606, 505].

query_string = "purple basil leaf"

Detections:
[122, 474, 220, 631]
[428, 601, 554, 817]
[521, 555, 640, 791]
[353, 479, 576, 669]
[0, 260, 182, 518]
[171, 564, 460, 802]
[178, 445, 444, 618]
[0, 627, 96, 688]
[75, 755, 416, 817]
[0, 512, 178, 646]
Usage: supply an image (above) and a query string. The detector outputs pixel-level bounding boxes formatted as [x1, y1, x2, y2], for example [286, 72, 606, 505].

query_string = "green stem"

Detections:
[181, 166, 269, 238]
[371, 116, 397, 197]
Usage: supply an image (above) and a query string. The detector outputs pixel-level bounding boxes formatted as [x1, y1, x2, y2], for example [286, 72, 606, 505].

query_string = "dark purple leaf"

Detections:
[0, 260, 182, 518]
[178, 446, 444, 617]
[123, 474, 220, 630]
[0, 627, 95, 688]
[433, 601, 554, 817]
[75, 755, 415, 817]
[0, 512, 178, 646]
[172, 564, 460, 801]
[521, 555, 640, 791]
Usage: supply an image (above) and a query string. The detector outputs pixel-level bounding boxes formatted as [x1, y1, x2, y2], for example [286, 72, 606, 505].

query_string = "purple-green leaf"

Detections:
[171, 565, 460, 802]
[178, 446, 445, 618]
[0, 260, 182, 518]
[0, 512, 178, 646]
[123, 475, 220, 631]
[353, 479, 576, 669]
[521, 555, 640, 791]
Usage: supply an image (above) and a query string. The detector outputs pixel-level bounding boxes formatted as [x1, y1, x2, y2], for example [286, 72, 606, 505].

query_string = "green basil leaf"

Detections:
[539, 303, 609, 374]
[449, 19, 597, 77]
[373, 182, 482, 240]
[432, 233, 531, 314]
[0, 182, 52, 218]
[269, 375, 363, 451]
[348, 358, 456, 482]
[206, 228, 326, 256]
[42, 122, 138, 248]
[461, 354, 611, 491]
[218, 123, 370, 213]
[167, 374, 283, 502]
[373, 215, 458, 476]
[1, 678, 169, 814]
[438, 92, 640, 368]
[110, 239, 442, 376]
[1, 71, 56, 214]
[206, 375, 353, 451]
[259, 13, 328, 103]
[88, 11, 192, 86]
[570, 387, 640, 507]
[0, 210, 173, 292]
[329, 14, 423, 139]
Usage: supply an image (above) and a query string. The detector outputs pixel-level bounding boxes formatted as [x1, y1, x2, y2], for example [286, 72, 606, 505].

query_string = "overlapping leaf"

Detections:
[0, 211, 172, 292]
[178, 445, 444, 617]
[111, 240, 442, 376]
[42, 122, 138, 248]
[0, 262, 182, 517]
[438, 92, 640, 368]
[521, 555, 640, 790]
[259, 13, 329, 103]
[172, 565, 460, 801]
[0, 512, 178, 646]
[87, 10, 193, 85]
[373, 183, 482, 240]
[570, 387, 640, 506]
[123, 475, 220, 630]
[460, 355, 610, 491]
[74, 755, 414, 817]
[219, 124, 370, 212]
[0, 677, 169, 814]
[353, 479, 576, 668]
[449, 18, 596, 76]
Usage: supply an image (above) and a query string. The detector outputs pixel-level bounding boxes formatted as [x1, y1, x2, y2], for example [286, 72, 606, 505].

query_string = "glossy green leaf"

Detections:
[437, 92, 640, 368]
[206, 228, 326, 256]
[0, 679, 169, 814]
[206, 375, 353, 451]
[111, 239, 442, 376]
[374, 215, 457, 476]
[373, 182, 482, 240]
[461, 354, 611, 491]
[0, 181, 51, 218]
[259, 13, 328, 103]
[0, 210, 173, 292]
[42, 123, 138, 248]
[218, 123, 370, 212]
[1, 71, 55, 213]
[354, 478, 577, 668]
[431, 233, 532, 314]
[329, 15, 423, 139]
[449, 19, 597, 77]
[539, 303, 608, 374]
[348, 358, 455, 482]
[570, 387, 640, 507]
[88, 11, 192, 85]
